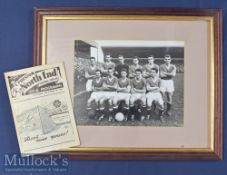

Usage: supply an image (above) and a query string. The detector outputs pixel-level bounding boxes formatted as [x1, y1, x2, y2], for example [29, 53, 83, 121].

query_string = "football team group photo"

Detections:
[74, 40, 184, 127]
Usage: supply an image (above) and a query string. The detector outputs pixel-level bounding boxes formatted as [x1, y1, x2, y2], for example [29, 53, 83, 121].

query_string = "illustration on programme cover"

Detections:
[4, 63, 80, 155]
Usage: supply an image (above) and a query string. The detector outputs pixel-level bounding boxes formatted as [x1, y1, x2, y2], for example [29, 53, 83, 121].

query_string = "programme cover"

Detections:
[4, 63, 80, 155]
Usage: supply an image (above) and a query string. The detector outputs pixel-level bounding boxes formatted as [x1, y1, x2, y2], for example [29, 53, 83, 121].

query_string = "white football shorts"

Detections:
[160, 79, 174, 93]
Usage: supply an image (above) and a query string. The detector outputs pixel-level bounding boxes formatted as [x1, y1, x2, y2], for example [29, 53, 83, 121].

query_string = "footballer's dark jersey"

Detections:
[118, 78, 130, 88]
[102, 62, 115, 70]
[144, 64, 159, 74]
[103, 76, 118, 91]
[129, 64, 143, 77]
[130, 78, 146, 90]
[86, 65, 99, 77]
[92, 78, 104, 88]
[115, 64, 129, 78]
[104, 76, 118, 85]
[159, 64, 176, 80]
[146, 77, 161, 93]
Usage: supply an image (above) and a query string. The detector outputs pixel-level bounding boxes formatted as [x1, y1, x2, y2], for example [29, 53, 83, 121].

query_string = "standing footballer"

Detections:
[143, 55, 159, 78]
[129, 57, 143, 79]
[159, 54, 177, 117]
[84, 57, 99, 92]
[101, 54, 115, 77]
[114, 55, 129, 78]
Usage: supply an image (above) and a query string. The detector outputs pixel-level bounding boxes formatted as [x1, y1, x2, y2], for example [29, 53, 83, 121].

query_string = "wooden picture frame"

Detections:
[33, 8, 223, 160]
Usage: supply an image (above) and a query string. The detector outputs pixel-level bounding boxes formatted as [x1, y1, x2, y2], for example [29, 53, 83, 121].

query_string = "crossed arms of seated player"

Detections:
[117, 84, 131, 93]
[130, 83, 146, 93]
[91, 82, 118, 91]
[131, 88, 146, 93]
[102, 81, 118, 91]
[92, 86, 104, 92]
[146, 83, 160, 92]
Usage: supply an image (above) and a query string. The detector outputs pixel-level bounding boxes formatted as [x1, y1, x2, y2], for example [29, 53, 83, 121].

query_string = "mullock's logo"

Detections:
[4, 154, 68, 173]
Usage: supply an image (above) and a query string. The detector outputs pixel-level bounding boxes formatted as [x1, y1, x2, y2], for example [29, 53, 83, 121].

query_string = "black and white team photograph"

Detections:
[74, 40, 184, 127]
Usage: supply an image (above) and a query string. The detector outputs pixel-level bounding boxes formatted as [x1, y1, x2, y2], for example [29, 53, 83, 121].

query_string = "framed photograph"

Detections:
[33, 8, 223, 160]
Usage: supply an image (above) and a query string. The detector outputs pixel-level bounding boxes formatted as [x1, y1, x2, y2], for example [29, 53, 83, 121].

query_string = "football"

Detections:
[115, 112, 125, 122]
